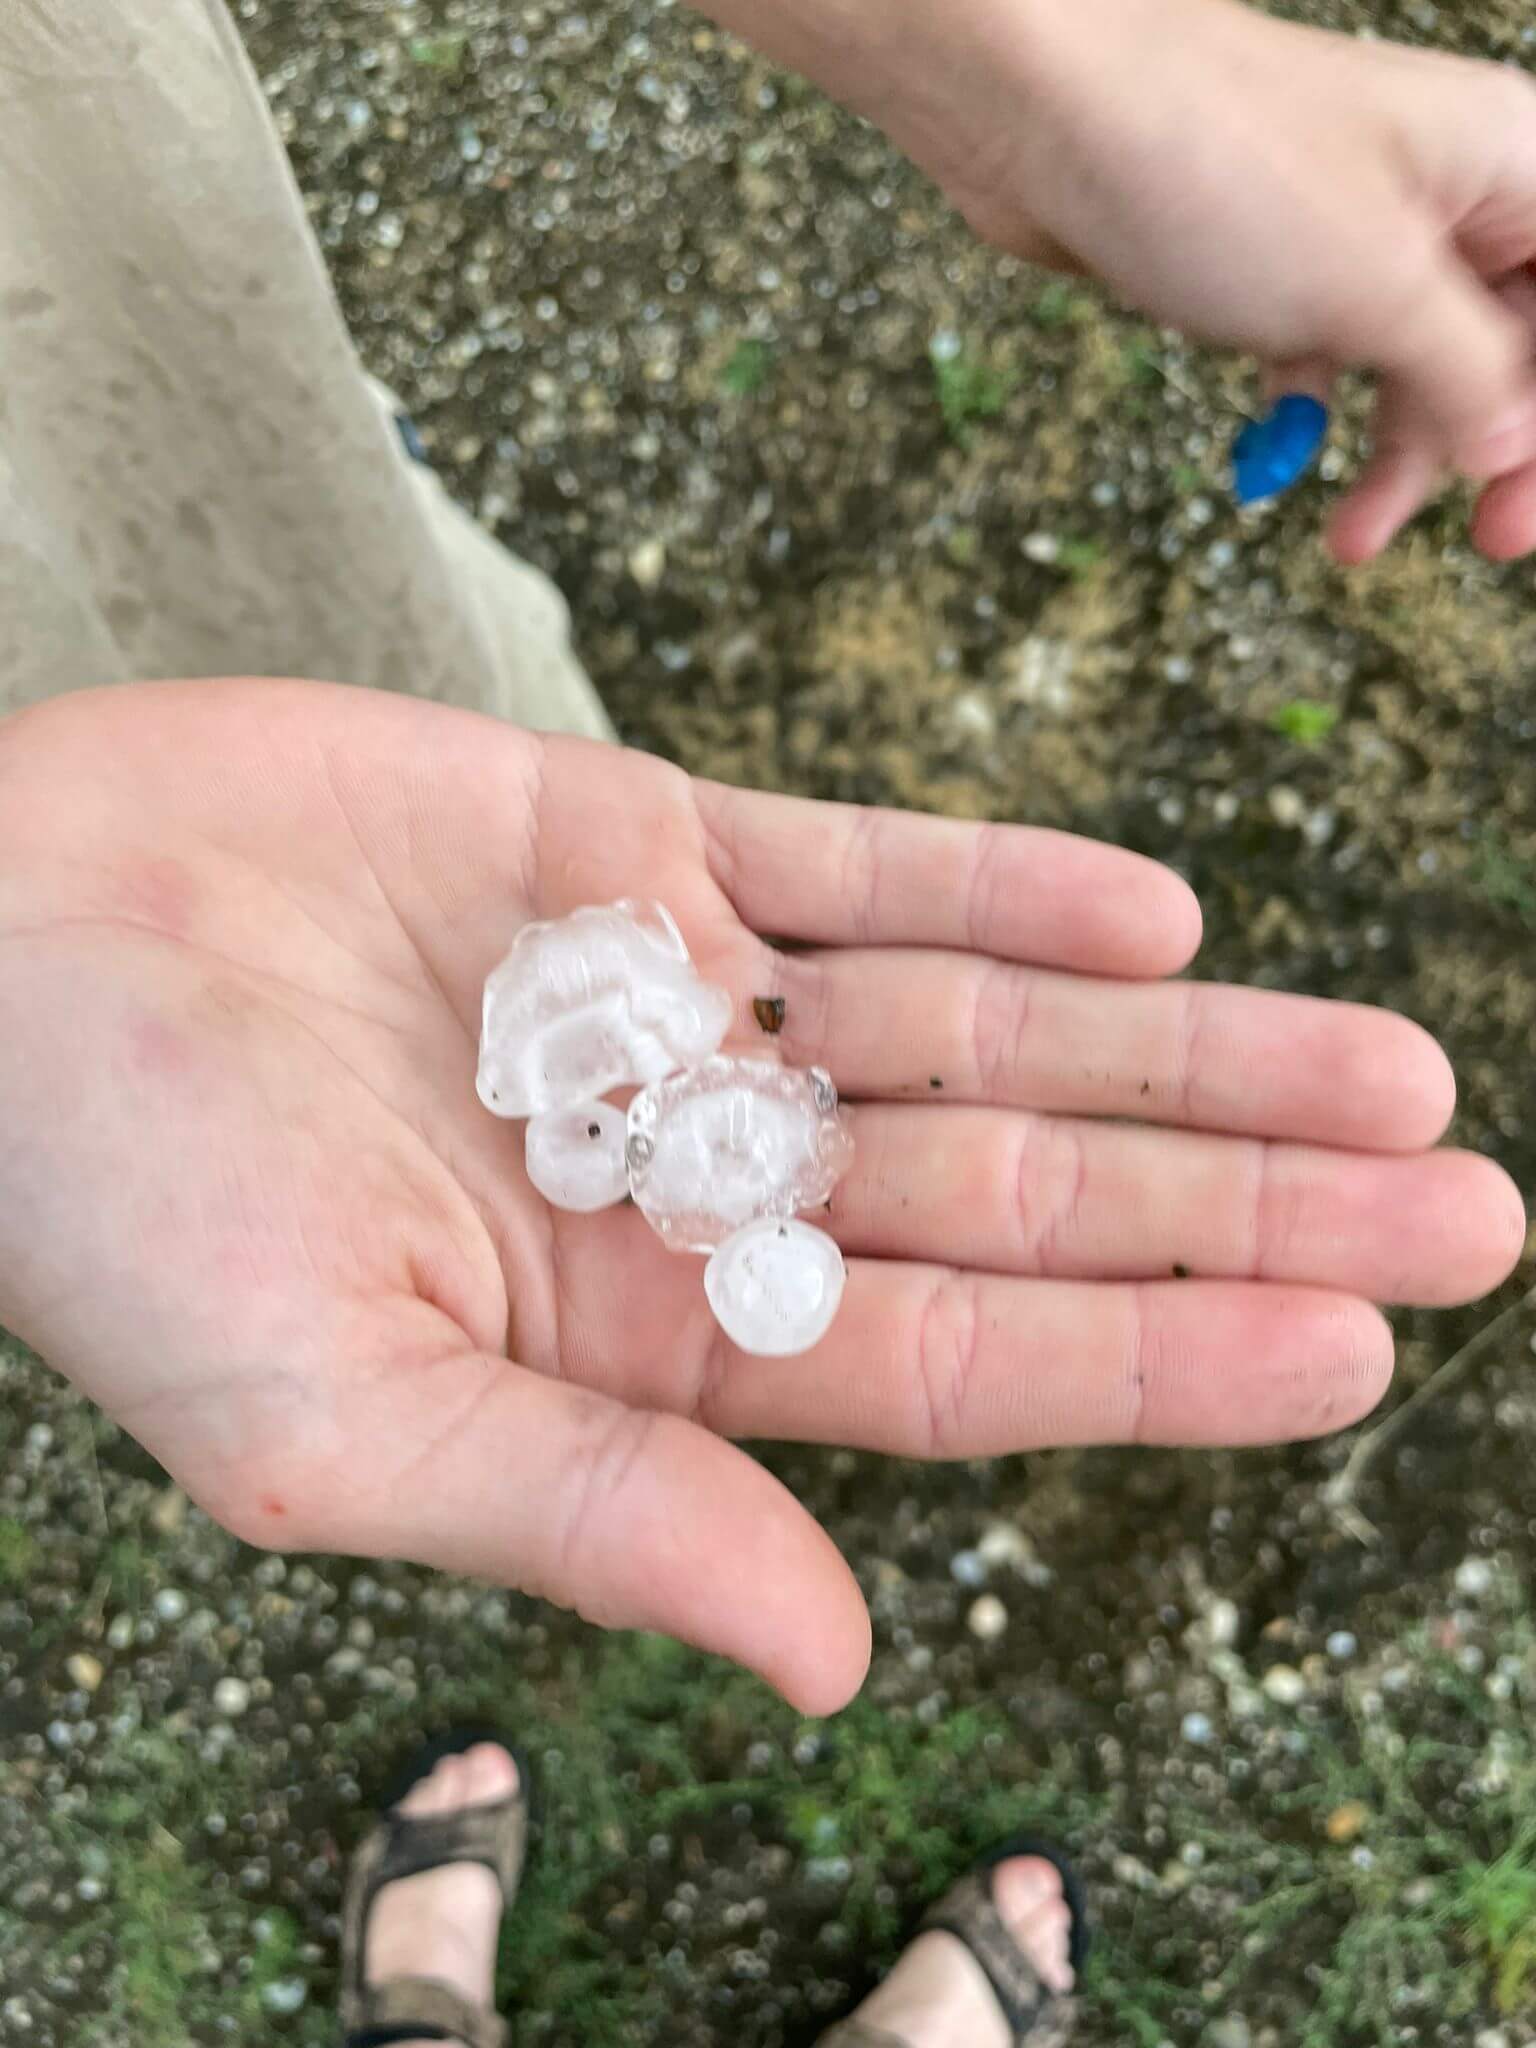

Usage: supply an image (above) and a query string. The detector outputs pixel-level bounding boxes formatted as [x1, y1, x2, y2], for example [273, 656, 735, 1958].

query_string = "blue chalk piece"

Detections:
[1231, 394, 1329, 506]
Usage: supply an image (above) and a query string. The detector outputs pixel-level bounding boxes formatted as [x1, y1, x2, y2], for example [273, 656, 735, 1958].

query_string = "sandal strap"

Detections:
[919, 1871, 1051, 2040]
[343, 1975, 506, 2048]
[340, 1792, 528, 2041]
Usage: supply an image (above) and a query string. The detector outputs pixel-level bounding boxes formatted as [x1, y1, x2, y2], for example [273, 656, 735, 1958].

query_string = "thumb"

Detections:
[261, 1349, 873, 1716]
[1341, 230, 1536, 478]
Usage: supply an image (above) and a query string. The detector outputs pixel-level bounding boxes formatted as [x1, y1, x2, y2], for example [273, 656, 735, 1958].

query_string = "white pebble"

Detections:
[1181, 1711, 1214, 1745]
[65, 1654, 103, 1694]
[525, 1101, 630, 1212]
[1205, 1598, 1240, 1649]
[1454, 1558, 1494, 1599]
[1022, 532, 1061, 564]
[976, 1522, 1032, 1571]
[212, 1678, 251, 1718]
[1326, 1631, 1357, 1661]
[949, 1550, 987, 1587]
[967, 1594, 1008, 1640]
[704, 1218, 846, 1357]
[1262, 1664, 1306, 1706]
[628, 538, 667, 590]
[1268, 786, 1305, 829]
[154, 1589, 188, 1623]
[261, 1979, 308, 2016]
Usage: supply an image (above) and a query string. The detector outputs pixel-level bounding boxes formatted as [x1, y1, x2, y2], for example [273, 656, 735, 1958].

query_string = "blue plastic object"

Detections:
[1231, 394, 1329, 506]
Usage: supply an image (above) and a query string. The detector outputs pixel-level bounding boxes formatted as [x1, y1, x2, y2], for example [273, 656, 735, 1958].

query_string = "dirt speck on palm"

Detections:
[1, 3, 1534, 2044]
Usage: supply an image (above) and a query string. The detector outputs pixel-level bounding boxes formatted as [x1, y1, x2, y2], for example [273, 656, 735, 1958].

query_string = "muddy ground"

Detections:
[3, 0, 1536, 2042]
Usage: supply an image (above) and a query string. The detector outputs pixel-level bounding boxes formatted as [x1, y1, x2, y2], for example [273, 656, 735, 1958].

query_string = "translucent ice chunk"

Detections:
[525, 1101, 630, 1213]
[477, 899, 732, 1118]
[704, 1218, 847, 1357]
[626, 1056, 853, 1252]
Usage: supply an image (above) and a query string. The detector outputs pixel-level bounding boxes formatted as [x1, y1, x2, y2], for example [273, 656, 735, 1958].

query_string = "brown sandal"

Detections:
[822, 1836, 1090, 2048]
[340, 1730, 533, 2048]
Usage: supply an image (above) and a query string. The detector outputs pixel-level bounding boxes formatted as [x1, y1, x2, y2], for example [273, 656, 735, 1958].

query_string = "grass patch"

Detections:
[0, 1515, 36, 1585]
[720, 338, 774, 397]
[929, 338, 1018, 448]
[407, 32, 468, 70]
[1032, 281, 1087, 329]
[1472, 827, 1536, 927]
[1271, 698, 1340, 745]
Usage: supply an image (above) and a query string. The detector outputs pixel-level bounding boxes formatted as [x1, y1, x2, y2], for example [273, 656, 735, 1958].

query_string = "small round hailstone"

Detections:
[704, 1218, 846, 1357]
[525, 1102, 629, 1212]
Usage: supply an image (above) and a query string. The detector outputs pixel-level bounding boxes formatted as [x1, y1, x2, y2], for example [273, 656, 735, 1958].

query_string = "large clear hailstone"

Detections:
[626, 1056, 853, 1252]
[525, 1101, 630, 1213]
[704, 1218, 847, 1357]
[477, 898, 731, 1118]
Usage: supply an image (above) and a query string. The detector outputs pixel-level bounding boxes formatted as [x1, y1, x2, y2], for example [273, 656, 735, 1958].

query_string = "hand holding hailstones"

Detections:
[477, 901, 853, 1355]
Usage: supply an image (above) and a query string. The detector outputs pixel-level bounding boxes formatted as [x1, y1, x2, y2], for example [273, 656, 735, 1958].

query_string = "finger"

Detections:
[705, 1270, 1394, 1456]
[1341, 233, 1536, 479]
[248, 1344, 871, 1716]
[1328, 438, 1440, 564]
[1260, 358, 1335, 406]
[1470, 460, 1536, 559]
[772, 949, 1456, 1151]
[830, 1105, 1526, 1305]
[1333, 267, 1536, 562]
[696, 781, 1202, 978]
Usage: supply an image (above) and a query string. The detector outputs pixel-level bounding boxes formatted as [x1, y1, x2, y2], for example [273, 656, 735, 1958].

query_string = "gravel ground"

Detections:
[4, 1, 1536, 2044]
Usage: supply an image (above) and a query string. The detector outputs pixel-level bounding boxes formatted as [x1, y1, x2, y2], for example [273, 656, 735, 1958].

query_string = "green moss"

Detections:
[721, 339, 774, 397]
[0, 1516, 36, 1585]
[1272, 699, 1340, 745]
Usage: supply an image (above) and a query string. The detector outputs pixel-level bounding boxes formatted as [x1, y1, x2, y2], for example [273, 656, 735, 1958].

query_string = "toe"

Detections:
[993, 1856, 1075, 1997]
[398, 1753, 464, 1819]
[461, 1743, 520, 1805]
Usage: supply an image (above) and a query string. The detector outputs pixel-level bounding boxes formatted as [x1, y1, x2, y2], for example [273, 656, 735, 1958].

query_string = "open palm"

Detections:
[0, 680, 1522, 1711]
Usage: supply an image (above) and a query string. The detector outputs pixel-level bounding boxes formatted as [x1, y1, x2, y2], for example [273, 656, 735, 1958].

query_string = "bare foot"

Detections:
[847, 1856, 1075, 2048]
[360, 1742, 519, 2048]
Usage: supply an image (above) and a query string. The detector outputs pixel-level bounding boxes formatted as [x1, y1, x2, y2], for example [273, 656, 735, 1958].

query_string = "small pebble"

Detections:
[1454, 1558, 1494, 1599]
[154, 1589, 189, 1623]
[105, 1614, 134, 1651]
[1022, 532, 1061, 564]
[1326, 1630, 1357, 1661]
[628, 537, 666, 589]
[975, 1522, 1032, 1571]
[1325, 1801, 1369, 1844]
[1181, 1711, 1214, 1745]
[261, 1979, 309, 2016]
[65, 1654, 103, 1694]
[949, 1550, 987, 1588]
[1262, 1664, 1307, 1706]
[967, 1594, 1008, 1641]
[1205, 1597, 1240, 1649]
[213, 1677, 251, 1718]
[1268, 786, 1305, 829]
[148, 1485, 188, 1537]
[1209, 2019, 1252, 2048]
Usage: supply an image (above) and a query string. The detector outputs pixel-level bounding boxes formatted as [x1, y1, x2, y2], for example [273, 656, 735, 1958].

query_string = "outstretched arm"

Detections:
[692, 0, 1536, 561]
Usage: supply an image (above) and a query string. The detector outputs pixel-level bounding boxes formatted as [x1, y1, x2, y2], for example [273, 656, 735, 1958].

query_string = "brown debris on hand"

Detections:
[752, 995, 786, 1035]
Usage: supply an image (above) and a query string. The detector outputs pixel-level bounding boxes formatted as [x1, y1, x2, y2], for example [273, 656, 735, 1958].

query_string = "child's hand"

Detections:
[0, 682, 1522, 1708]
[714, 0, 1536, 559]
[929, 0, 1536, 559]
